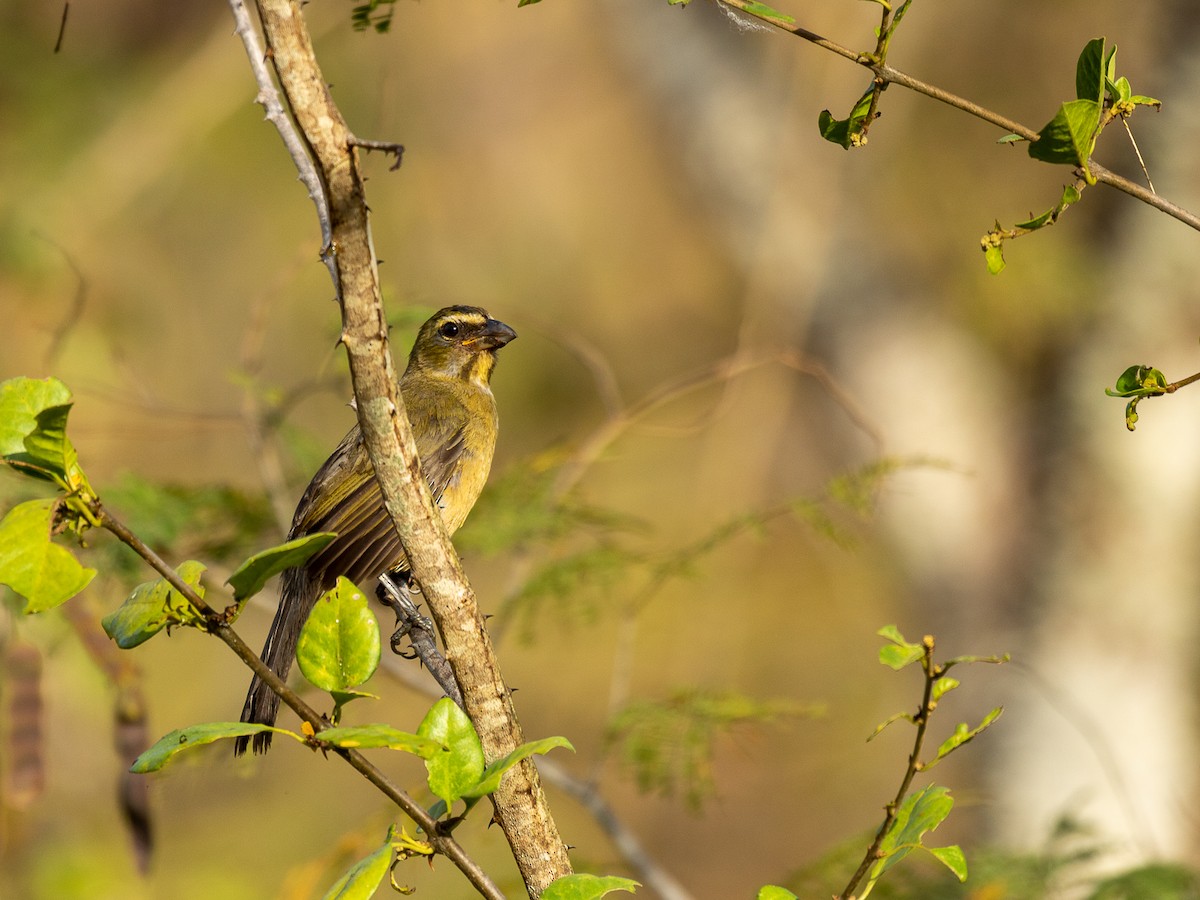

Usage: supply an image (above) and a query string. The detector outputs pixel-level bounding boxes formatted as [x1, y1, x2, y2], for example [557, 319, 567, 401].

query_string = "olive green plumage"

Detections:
[236, 306, 516, 754]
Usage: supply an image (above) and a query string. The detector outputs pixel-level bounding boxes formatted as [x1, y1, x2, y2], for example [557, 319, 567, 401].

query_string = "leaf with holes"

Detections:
[296, 576, 380, 694]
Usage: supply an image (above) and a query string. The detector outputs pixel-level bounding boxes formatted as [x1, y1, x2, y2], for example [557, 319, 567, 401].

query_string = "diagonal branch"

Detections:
[715, 0, 1200, 233]
[96, 505, 502, 897]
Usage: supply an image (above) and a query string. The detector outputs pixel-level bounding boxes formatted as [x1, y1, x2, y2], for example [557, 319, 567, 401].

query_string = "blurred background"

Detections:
[2, 1, 1199, 897]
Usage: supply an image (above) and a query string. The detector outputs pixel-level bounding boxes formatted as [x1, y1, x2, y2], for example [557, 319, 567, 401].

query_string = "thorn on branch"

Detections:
[350, 136, 406, 171]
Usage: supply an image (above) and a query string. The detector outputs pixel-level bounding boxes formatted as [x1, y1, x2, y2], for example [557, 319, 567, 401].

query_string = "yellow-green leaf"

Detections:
[132, 722, 299, 772]
[227, 532, 337, 603]
[296, 576, 380, 693]
[0, 499, 95, 613]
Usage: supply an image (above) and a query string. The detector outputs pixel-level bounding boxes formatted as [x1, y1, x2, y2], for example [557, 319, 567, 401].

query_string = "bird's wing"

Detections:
[292, 426, 407, 587]
[414, 418, 469, 506]
[295, 411, 469, 588]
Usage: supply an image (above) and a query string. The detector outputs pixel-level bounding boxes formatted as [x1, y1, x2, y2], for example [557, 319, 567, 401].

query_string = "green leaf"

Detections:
[466, 735, 575, 798]
[349, 0, 397, 33]
[929, 706, 1003, 765]
[607, 688, 818, 809]
[1125, 400, 1140, 432]
[101, 559, 207, 648]
[1028, 99, 1101, 181]
[819, 87, 874, 149]
[739, 1, 795, 23]
[931, 676, 960, 703]
[0, 377, 91, 492]
[296, 576, 381, 694]
[132, 722, 299, 772]
[868, 710, 915, 741]
[313, 724, 444, 757]
[418, 698, 485, 810]
[984, 242, 1006, 275]
[871, 784, 955, 880]
[878, 644, 925, 669]
[942, 652, 1010, 668]
[927, 844, 968, 881]
[227, 532, 337, 602]
[0, 377, 73, 459]
[996, 133, 1025, 145]
[1091, 863, 1200, 899]
[1014, 182, 1082, 231]
[542, 873, 641, 900]
[320, 838, 393, 900]
[1074, 38, 1106, 103]
[1105, 365, 1171, 432]
[756, 888, 799, 900]
[877, 624, 925, 670]
[22, 402, 89, 491]
[1107, 364, 1168, 397]
[988, 181, 1083, 276]
[1014, 209, 1054, 231]
[0, 499, 96, 612]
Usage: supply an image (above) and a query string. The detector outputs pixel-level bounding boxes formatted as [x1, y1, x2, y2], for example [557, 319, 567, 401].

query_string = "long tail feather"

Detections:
[234, 566, 318, 755]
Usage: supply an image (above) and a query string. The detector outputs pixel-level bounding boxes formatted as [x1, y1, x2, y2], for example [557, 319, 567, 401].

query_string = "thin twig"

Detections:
[228, 0, 338, 291]
[377, 649, 696, 900]
[1169, 370, 1200, 392]
[349, 135, 406, 171]
[1120, 118, 1156, 195]
[538, 756, 698, 900]
[713, 0, 1200, 233]
[487, 348, 880, 651]
[837, 636, 938, 900]
[54, 2, 69, 53]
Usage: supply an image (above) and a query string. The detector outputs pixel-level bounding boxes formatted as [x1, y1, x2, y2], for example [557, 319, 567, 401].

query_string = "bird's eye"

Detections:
[438, 321, 460, 339]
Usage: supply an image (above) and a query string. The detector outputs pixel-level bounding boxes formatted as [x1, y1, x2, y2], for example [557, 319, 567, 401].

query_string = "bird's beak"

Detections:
[471, 319, 517, 350]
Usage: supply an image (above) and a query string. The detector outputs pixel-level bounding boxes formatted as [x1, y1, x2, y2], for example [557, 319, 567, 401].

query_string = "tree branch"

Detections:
[229, 0, 338, 289]
[243, 1, 572, 894]
[837, 636, 937, 900]
[715, 0, 1200, 233]
[96, 505, 504, 898]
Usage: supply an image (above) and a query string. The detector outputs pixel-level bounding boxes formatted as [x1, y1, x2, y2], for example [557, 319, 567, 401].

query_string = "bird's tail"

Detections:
[234, 566, 318, 755]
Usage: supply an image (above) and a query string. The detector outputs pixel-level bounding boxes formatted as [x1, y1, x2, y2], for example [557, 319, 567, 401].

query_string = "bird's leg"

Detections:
[375, 570, 428, 657]
[375, 570, 463, 706]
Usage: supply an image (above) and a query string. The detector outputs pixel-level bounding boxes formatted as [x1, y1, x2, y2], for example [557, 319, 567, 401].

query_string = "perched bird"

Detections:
[235, 306, 516, 755]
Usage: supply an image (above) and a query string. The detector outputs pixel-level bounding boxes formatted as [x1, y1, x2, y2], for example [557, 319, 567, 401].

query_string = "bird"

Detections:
[235, 305, 517, 755]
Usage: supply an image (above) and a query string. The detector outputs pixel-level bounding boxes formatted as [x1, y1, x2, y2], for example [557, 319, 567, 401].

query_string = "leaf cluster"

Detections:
[0, 377, 98, 612]
[102, 473, 276, 570]
[777, 813, 1200, 899]
[1104, 363, 1171, 431]
[0, 375, 580, 897]
[349, 0, 397, 34]
[983, 38, 1159, 273]
[466, 452, 921, 644]
[607, 688, 823, 809]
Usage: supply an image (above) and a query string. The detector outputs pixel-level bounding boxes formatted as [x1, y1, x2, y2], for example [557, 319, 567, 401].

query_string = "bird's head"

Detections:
[406, 306, 518, 387]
